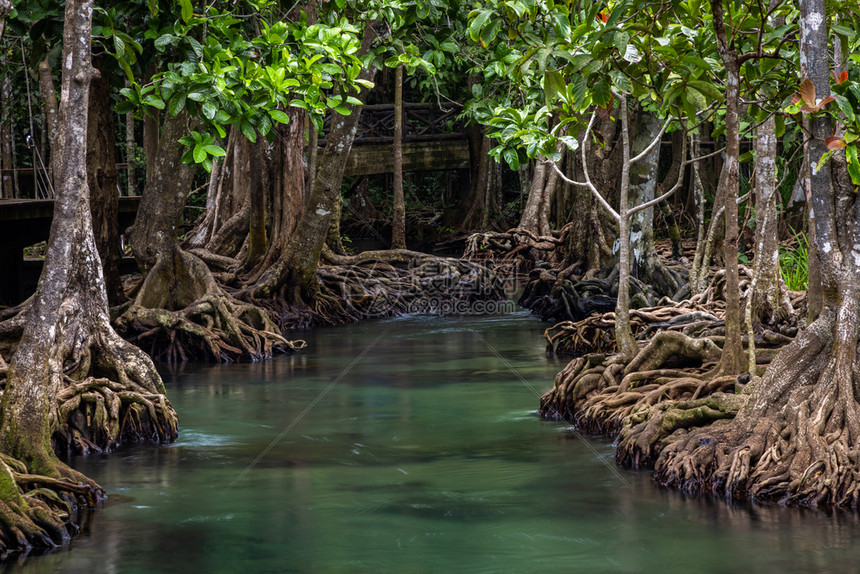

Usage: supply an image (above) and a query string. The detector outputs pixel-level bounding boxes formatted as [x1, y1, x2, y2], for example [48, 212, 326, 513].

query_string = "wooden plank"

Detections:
[343, 140, 470, 177]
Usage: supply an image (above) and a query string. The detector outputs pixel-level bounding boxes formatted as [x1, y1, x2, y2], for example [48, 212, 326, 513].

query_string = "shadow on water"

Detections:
[4, 311, 860, 573]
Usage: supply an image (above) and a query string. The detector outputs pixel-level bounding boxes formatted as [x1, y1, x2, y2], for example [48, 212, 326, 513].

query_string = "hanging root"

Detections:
[114, 294, 305, 363]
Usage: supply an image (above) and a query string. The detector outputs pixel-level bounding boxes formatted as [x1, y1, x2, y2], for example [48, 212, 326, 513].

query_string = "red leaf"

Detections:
[791, 93, 801, 105]
[599, 12, 608, 22]
[799, 78, 816, 107]
[840, 70, 849, 84]
[812, 95, 836, 112]
[825, 136, 847, 150]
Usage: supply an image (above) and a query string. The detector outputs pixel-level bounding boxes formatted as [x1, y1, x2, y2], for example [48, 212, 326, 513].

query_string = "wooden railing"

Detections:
[318, 103, 467, 146]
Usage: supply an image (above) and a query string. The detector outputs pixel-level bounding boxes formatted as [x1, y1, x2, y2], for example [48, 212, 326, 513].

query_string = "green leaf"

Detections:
[502, 148, 519, 170]
[687, 80, 724, 103]
[180, 0, 192, 23]
[592, 78, 612, 107]
[240, 121, 257, 143]
[203, 144, 226, 157]
[469, 10, 493, 43]
[816, 149, 836, 174]
[193, 144, 207, 164]
[847, 146, 860, 186]
[168, 93, 186, 117]
[201, 101, 217, 120]
[269, 110, 290, 124]
[685, 85, 708, 110]
[143, 95, 166, 110]
[544, 70, 566, 107]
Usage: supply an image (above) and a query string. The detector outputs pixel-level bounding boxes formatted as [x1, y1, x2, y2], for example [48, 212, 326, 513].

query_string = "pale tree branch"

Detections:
[546, 113, 620, 222]
[629, 116, 672, 165]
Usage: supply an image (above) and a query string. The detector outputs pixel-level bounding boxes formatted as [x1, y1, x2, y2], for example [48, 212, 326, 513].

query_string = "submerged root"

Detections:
[540, 326, 789, 472]
[264, 250, 508, 329]
[0, 456, 102, 559]
[114, 294, 305, 363]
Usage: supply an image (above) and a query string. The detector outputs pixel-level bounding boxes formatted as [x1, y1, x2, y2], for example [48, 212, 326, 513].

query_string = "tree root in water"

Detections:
[114, 294, 305, 363]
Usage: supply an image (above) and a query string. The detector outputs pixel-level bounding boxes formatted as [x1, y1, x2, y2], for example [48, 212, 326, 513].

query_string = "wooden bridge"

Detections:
[326, 103, 470, 176]
[0, 103, 471, 304]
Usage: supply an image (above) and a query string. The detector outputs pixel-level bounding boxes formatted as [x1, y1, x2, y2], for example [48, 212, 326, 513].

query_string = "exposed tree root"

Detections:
[544, 302, 723, 357]
[654, 307, 860, 507]
[539, 326, 792, 475]
[114, 294, 305, 363]
[0, 455, 102, 558]
[463, 227, 563, 279]
[284, 249, 509, 328]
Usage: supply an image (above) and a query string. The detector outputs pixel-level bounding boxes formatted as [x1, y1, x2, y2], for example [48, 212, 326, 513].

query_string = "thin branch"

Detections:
[546, 112, 620, 221]
[630, 116, 672, 165]
[629, 129, 688, 217]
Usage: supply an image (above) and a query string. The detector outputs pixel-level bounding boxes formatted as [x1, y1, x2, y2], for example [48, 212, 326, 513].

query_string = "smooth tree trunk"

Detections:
[38, 56, 59, 182]
[391, 64, 406, 249]
[0, 69, 11, 198]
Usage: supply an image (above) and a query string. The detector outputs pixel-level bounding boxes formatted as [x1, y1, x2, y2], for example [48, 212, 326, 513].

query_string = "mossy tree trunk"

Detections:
[0, 0, 176, 552]
[656, 0, 860, 507]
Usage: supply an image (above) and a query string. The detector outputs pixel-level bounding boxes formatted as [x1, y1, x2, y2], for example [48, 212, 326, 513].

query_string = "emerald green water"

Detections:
[6, 312, 860, 573]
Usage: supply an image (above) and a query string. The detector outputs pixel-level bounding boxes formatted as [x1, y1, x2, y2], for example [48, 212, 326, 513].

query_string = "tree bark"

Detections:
[391, 64, 406, 249]
[38, 56, 59, 183]
[87, 55, 126, 305]
[0, 0, 176, 551]
[0, 69, 12, 198]
[712, 0, 744, 375]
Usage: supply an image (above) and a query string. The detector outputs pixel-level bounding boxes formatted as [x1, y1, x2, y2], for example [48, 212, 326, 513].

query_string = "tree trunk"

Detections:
[0, 0, 176, 552]
[614, 97, 639, 358]
[87, 55, 125, 305]
[38, 56, 59, 182]
[712, 0, 744, 375]
[243, 24, 377, 310]
[391, 65, 406, 249]
[245, 138, 269, 270]
[0, 70, 12, 198]
[656, 0, 860, 508]
[747, 114, 791, 327]
[126, 107, 136, 195]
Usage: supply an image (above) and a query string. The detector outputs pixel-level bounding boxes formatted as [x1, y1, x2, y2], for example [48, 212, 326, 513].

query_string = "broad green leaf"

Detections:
[269, 109, 290, 124]
[193, 144, 207, 164]
[687, 80, 724, 103]
[180, 0, 192, 23]
[847, 146, 860, 186]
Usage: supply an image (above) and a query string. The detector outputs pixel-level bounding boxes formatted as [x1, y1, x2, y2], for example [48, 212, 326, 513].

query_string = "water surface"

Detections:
[6, 312, 860, 573]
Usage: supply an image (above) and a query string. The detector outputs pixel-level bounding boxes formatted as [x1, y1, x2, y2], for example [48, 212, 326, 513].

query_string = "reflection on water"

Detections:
[5, 312, 860, 573]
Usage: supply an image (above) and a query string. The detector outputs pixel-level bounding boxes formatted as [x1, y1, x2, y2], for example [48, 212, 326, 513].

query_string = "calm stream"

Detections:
[5, 312, 860, 573]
